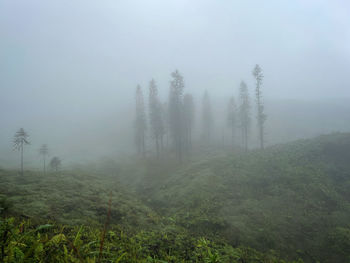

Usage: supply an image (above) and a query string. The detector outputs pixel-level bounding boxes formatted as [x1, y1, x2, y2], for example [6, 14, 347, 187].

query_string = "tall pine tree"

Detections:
[39, 144, 49, 174]
[149, 79, 164, 158]
[253, 64, 267, 149]
[169, 70, 185, 161]
[162, 102, 169, 148]
[183, 93, 195, 153]
[135, 85, 147, 157]
[202, 90, 213, 143]
[227, 96, 237, 148]
[239, 81, 251, 152]
[13, 128, 30, 176]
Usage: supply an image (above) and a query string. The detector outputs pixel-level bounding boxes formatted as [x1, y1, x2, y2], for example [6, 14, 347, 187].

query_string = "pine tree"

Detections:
[239, 81, 251, 152]
[202, 90, 213, 143]
[135, 85, 147, 157]
[149, 79, 164, 158]
[162, 102, 169, 148]
[13, 128, 30, 176]
[183, 93, 195, 153]
[39, 144, 49, 174]
[253, 64, 267, 149]
[227, 96, 237, 148]
[169, 70, 185, 161]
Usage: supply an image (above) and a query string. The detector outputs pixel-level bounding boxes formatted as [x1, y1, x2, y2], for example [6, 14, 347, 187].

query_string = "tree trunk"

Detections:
[160, 135, 164, 152]
[245, 127, 248, 152]
[259, 124, 264, 149]
[178, 142, 182, 162]
[176, 137, 182, 162]
[21, 142, 23, 176]
[166, 132, 169, 147]
[189, 126, 192, 150]
[232, 127, 235, 150]
[156, 138, 159, 159]
[241, 129, 245, 150]
[142, 132, 146, 158]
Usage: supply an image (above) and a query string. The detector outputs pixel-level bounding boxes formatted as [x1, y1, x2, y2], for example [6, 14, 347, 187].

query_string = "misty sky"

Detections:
[1, 0, 350, 166]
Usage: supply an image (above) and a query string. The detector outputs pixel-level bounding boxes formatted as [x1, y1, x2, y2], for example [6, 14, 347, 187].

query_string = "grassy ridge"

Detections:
[118, 133, 350, 262]
[1, 133, 350, 262]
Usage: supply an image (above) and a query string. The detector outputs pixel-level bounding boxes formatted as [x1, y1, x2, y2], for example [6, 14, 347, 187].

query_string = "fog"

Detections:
[1, 0, 350, 167]
[3, 2, 350, 262]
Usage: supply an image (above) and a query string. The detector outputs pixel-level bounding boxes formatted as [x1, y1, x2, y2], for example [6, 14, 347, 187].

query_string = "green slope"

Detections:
[0, 170, 159, 228]
[0, 168, 297, 262]
[133, 133, 350, 262]
[1, 133, 350, 262]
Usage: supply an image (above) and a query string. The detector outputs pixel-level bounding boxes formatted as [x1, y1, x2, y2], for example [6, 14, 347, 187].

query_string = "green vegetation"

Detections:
[1, 133, 350, 262]
[0, 217, 298, 262]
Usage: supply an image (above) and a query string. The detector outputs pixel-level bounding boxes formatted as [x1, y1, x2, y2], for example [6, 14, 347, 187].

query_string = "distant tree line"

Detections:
[9, 65, 266, 172]
[134, 64, 267, 160]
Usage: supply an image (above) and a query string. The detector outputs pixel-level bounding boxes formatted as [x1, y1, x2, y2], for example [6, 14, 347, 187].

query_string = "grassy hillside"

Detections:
[0, 172, 296, 263]
[0, 170, 158, 228]
[118, 133, 350, 262]
[1, 133, 350, 262]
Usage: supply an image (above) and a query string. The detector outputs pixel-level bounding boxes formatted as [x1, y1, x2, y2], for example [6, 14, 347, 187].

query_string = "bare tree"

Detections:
[135, 85, 147, 157]
[13, 128, 30, 176]
[252, 64, 267, 149]
[149, 79, 164, 158]
[39, 144, 49, 174]
[239, 81, 251, 152]
[50, 156, 61, 172]
[169, 70, 185, 161]
[183, 93, 195, 153]
[227, 96, 237, 149]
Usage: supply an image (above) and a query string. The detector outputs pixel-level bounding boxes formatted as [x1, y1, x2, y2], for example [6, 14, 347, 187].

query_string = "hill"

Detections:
[1, 133, 350, 262]
[116, 133, 350, 262]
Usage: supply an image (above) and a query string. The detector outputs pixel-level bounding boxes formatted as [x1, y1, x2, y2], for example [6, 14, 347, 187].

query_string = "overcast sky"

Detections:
[0, 0, 350, 165]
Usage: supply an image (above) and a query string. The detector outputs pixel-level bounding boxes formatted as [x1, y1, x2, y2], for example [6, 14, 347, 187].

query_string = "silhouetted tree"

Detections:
[39, 144, 49, 174]
[169, 70, 185, 161]
[135, 85, 147, 157]
[183, 93, 195, 153]
[253, 64, 267, 149]
[149, 79, 164, 158]
[239, 81, 251, 151]
[227, 96, 237, 148]
[13, 128, 30, 176]
[202, 90, 213, 143]
[50, 156, 61, 171]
